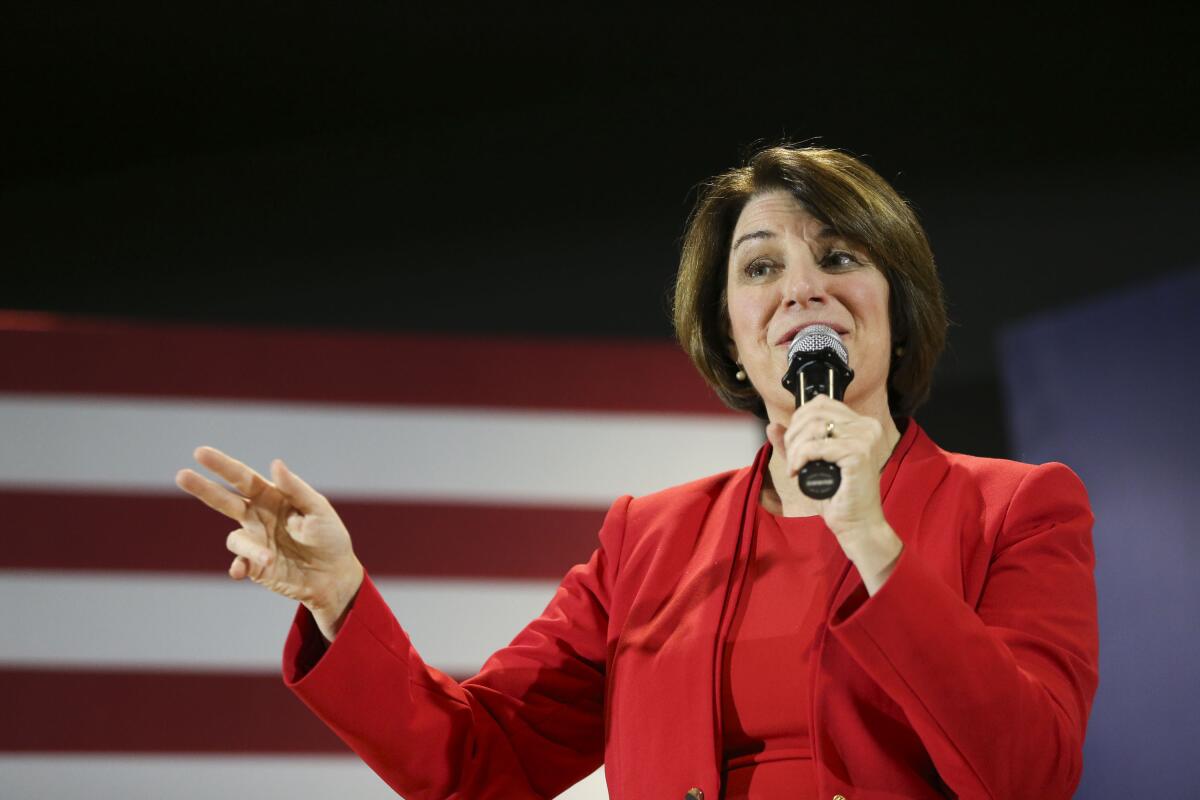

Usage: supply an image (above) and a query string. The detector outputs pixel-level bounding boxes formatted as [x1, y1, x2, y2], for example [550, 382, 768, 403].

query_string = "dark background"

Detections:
[5, 4, 1198, 456]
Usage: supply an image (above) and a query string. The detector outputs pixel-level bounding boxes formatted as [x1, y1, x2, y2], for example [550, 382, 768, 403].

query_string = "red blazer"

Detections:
[284, 421, 1098, 799]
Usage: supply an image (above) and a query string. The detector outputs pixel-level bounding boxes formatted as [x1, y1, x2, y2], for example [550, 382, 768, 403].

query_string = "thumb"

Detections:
[765, 423, 787, 456]
[271, 459, 327, 515]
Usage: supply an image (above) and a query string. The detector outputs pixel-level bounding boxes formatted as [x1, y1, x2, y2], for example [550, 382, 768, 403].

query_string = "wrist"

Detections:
[843, 522, 903, 596]
[309, 558, 365, 642]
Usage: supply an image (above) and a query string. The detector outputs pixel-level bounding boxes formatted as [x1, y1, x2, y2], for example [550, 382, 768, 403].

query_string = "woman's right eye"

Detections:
[744, 259, 775, 278]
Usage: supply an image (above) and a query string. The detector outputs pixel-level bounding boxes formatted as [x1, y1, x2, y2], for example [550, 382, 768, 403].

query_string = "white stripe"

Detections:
[0, 394, 758, 505]
[0, 756, 610, 799]
[0, 571, 561, 674]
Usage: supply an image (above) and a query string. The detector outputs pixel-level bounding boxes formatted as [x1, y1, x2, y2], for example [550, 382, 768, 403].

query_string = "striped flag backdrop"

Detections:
[0, 312, 759, 799]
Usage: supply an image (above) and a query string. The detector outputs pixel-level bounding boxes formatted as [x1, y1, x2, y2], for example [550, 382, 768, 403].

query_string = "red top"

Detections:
[720, 506, 846, 799]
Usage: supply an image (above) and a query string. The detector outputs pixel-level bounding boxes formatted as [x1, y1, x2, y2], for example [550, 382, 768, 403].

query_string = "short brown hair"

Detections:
[673, 146, 946, 419]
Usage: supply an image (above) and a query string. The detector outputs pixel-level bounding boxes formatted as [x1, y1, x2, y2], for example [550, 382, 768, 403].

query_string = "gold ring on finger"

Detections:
[825, 421, 836, 439]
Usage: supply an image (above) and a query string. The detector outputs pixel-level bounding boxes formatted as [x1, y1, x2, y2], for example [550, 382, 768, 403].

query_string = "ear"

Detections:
[726, 339, 740, 365]
[719, 303, 739, 364]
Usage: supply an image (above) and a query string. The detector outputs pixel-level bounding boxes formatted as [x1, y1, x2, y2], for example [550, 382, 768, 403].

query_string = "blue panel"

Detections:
[998, 268, 1200, 797]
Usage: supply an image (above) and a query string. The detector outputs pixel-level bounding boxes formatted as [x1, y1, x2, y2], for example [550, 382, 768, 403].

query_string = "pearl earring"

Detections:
[735, 366, 747, 381]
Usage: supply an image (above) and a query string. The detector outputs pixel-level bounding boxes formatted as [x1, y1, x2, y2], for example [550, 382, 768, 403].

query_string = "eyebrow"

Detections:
[731, 230, 773, 251]
[731, 225, 839, 252]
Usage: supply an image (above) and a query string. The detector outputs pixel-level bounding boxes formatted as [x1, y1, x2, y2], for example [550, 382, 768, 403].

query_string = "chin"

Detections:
[762, 398, 797, 425]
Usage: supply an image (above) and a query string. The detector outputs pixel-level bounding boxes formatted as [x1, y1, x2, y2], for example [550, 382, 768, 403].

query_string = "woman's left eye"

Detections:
[822, 250, 860, 269]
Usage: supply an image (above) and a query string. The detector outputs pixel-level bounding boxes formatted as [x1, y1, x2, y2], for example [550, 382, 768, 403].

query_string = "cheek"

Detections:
[726, 278, 772, 324]
[850, 277, 892, 367]
[724, 291, 769, 354]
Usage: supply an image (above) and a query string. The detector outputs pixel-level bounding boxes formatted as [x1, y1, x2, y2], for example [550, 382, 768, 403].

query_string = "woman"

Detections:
[176, 146, 1098, 799]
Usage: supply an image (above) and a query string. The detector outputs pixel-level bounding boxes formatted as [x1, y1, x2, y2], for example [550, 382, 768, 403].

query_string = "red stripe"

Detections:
[0, 667, 470, 753]
[0, 311, 732, 415]
[0, 489, 604, 579]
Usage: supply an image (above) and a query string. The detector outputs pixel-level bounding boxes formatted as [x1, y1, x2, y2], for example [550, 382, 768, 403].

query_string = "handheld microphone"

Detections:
[780, 324, 855, 499]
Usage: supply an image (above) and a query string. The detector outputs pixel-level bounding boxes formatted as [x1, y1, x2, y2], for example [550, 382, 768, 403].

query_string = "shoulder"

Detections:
[914, 425, 1091, 523]
[896, 424, 1093, 565]
[624, 463, 753, 526]
[947, 449, 1086, 502]
[587, 457, 759, 580]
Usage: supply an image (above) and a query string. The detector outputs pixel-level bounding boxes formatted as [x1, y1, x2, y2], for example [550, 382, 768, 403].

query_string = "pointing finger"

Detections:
[194, 446, 274, 499]
[175, 468, 248, 522]
[270, 459, 327, 516]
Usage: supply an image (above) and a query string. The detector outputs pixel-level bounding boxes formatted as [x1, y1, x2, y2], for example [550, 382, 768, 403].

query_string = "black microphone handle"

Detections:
[782, 348, 854, 501]
[793, 361, 849, 501]
[798, 459, 840, 499]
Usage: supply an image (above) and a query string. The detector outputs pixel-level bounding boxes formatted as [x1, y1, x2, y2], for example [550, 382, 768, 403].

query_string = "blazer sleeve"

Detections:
[282, 495, 632, 800]
[828, 461, 1099, 799]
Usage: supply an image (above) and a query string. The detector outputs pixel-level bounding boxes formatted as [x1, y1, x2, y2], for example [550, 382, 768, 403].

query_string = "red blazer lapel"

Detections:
[608, 444, 768, 797]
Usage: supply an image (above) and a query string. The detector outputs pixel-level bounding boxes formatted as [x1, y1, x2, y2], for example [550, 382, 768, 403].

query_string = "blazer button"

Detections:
[833, 795, 847, 800]
[685, 789, 704, 800]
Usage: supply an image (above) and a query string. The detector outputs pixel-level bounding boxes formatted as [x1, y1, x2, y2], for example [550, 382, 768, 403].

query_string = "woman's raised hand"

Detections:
[765, 395, 903, 595]
[175, 447, 364, 641]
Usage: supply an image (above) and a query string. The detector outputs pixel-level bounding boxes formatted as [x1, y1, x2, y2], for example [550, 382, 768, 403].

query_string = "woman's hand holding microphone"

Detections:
[175, 447, 364, 641]
[765, 394, 904, 595]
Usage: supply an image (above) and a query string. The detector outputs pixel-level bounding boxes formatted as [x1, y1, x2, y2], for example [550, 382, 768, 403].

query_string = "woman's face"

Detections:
[725, 189, 893, 425]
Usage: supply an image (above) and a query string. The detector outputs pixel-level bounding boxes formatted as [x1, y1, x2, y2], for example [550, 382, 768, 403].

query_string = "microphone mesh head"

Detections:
[786, 324, 849, 367]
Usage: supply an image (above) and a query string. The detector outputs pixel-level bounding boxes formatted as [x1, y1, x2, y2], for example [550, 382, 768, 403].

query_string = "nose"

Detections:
[782, 259, 828, 307]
